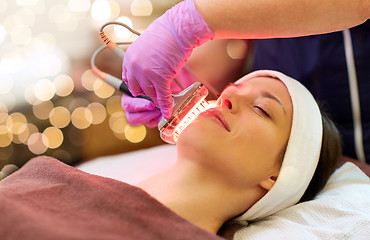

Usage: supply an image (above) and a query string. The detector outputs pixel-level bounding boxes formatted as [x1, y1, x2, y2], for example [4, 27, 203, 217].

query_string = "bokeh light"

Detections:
[16, 8, 36, 27]
[0, 24, 6, 45]
[49, 106, 71, 128]
[68, 97, 89, 111]
[34, 79, 56, 101]
[2, 94, 16, 113]
[91, 0, 111, 20]
[0, 103, 9, 124]
[27, 132, 48, 154]
[13, 125, 30, 144]
[54, 74, 74, 97]
[106, 95, 123, 115]
[43, 127, 63, 149]
[68, 0, 91, 12]
[226, 39, 248, 60]
[10, 24, 32, 45]
[26, 123, 39, 138]
[48, 4, 71, 24]
[6, 112, 28, 135]
[24, 0, 45, 15]
[24, 84, 41, 105]
[108, 0, 120, 19]
[3, 15, 23, 34]
[16, 0, 39, 7]
[37, 32, 56, 48]
[31, 51, 65, 78]
[81, 69, 98, 91]
[87, 102, 107, 124]
[71, 107, 93, 129]
[130, 0, 153, 16]
[0, 125, 13, 147]
[109, 111, 127, 134]
[93, 79, 115, 99]
[0, 74, 14, 95]
[114, 16, 133, 39]
[1, 164, 19, 177]
[33, 101, 54, 120]
[124, 124, 146, 143]
[0, 1, 7, 13]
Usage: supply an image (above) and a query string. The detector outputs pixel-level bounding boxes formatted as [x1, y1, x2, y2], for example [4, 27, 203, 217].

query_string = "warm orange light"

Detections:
[43, 127, 63, 149]
[27, 132, 48, 154]
[106, 95, 123, 115]
[93, 79, 115, 99]
[7, 112, 28, 135]
[54, 74, 74, 97]
[87, 102, 107, 124]
[109, 111, 127, 134]
[0, 125, 12, 147]
[124, 124, 146, 143]
[71, 107, 93, 129]
[81, 69, 98, 91]
[49, 106, 71, 128]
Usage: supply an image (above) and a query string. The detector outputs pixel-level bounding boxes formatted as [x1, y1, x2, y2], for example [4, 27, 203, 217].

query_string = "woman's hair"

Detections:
[299, 109, 342, 202]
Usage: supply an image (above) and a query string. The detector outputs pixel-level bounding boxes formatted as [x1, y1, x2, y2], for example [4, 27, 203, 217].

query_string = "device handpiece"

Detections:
[158, 82, 213, 144]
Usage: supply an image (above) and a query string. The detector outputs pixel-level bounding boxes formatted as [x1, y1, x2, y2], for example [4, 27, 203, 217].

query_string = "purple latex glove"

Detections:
[122, 0, 213, 119]
[121, 94, 162, 128]
[122, 66, 196, 128]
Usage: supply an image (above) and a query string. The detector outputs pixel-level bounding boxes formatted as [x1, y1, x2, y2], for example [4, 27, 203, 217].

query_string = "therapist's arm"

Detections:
[195, 0, 370, 39]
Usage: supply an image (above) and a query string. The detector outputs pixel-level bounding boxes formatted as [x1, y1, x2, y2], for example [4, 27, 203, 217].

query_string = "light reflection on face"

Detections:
[176, 76, 293, 188]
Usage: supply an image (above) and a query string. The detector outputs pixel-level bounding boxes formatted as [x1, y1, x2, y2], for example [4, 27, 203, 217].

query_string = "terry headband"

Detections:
[235, 70, 323, 221]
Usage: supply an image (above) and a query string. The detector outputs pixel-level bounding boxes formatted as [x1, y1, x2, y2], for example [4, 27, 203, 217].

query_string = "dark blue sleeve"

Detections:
[252, 20, 370, 163]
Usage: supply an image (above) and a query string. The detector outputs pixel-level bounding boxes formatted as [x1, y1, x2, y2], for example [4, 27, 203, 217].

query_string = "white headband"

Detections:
[235, 70, 323, 221]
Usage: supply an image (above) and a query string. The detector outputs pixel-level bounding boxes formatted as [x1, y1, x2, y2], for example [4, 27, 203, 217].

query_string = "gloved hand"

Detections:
[122, 66, 196, 128]
[121, 94, 162, 128]
[122, 0, 213, 119]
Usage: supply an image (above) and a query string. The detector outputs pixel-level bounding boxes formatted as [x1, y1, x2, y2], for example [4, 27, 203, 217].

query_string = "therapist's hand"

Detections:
[121, 95, 162, 128]
[121, 0, 213, 119]
[121, 66, 196, 128]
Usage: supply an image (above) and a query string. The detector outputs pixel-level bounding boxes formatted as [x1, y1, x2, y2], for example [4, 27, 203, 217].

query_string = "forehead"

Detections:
[236, 76, 289, 94]
[234, 75, 293, 112]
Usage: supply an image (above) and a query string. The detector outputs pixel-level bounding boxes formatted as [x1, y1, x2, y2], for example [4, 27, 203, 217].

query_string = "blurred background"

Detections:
[0, 0, 183, 179]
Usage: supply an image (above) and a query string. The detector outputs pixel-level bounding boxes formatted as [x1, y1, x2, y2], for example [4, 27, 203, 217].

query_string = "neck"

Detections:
[137, 158, 260, 234]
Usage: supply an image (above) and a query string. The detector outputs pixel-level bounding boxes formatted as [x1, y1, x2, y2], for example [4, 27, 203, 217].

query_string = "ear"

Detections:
[259, 175, 277, 191]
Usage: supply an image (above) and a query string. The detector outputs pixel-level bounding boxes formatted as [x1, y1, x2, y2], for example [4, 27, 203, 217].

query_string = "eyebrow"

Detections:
[260, 90, 286, 115]
[229, 82, 287, 115]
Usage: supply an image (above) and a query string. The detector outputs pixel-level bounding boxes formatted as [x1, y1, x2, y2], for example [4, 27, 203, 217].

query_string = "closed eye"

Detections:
[254, 106, 270, 118]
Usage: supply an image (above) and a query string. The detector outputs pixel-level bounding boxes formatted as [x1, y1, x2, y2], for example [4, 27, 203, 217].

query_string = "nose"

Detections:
[217, 90, 238, 113]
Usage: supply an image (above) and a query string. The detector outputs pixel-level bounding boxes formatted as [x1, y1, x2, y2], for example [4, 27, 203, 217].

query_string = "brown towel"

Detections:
[0, 156, 223, 240]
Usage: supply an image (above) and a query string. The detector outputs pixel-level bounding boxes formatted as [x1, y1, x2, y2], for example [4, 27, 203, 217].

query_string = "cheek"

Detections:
[234, 121, 281, 159]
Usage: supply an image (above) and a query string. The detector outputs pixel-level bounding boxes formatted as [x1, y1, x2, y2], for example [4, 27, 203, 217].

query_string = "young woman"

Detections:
[138, 70, 341, 233]
[0, 71, 341, 239]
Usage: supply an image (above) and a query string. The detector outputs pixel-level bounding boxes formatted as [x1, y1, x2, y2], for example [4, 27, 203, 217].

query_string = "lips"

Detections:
[201, 108, 230, 132]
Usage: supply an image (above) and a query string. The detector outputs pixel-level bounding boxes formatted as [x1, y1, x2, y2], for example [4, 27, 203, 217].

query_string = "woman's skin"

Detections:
[195, 0, 370, 39]
[138, 76, 293, 233]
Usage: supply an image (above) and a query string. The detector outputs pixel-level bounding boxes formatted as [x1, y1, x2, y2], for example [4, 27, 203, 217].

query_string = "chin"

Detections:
[176, 122, 221, 162]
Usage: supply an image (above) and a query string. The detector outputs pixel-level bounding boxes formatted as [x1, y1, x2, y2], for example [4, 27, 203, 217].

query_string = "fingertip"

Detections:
[162, 108, 173, 119]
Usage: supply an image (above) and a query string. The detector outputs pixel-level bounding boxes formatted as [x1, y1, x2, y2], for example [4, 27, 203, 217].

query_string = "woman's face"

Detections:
[177, 76, 293, 188]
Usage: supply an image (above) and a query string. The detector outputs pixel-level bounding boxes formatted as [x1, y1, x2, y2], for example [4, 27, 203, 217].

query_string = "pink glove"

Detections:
[122, 0, 213, 119]
[121, 94, 162, 128]
[122, 66, 196, 128]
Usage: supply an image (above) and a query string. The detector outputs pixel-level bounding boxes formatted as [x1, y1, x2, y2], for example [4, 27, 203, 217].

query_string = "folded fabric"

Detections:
[0, 156, 222, 240]
[77, 144, 177, 185]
